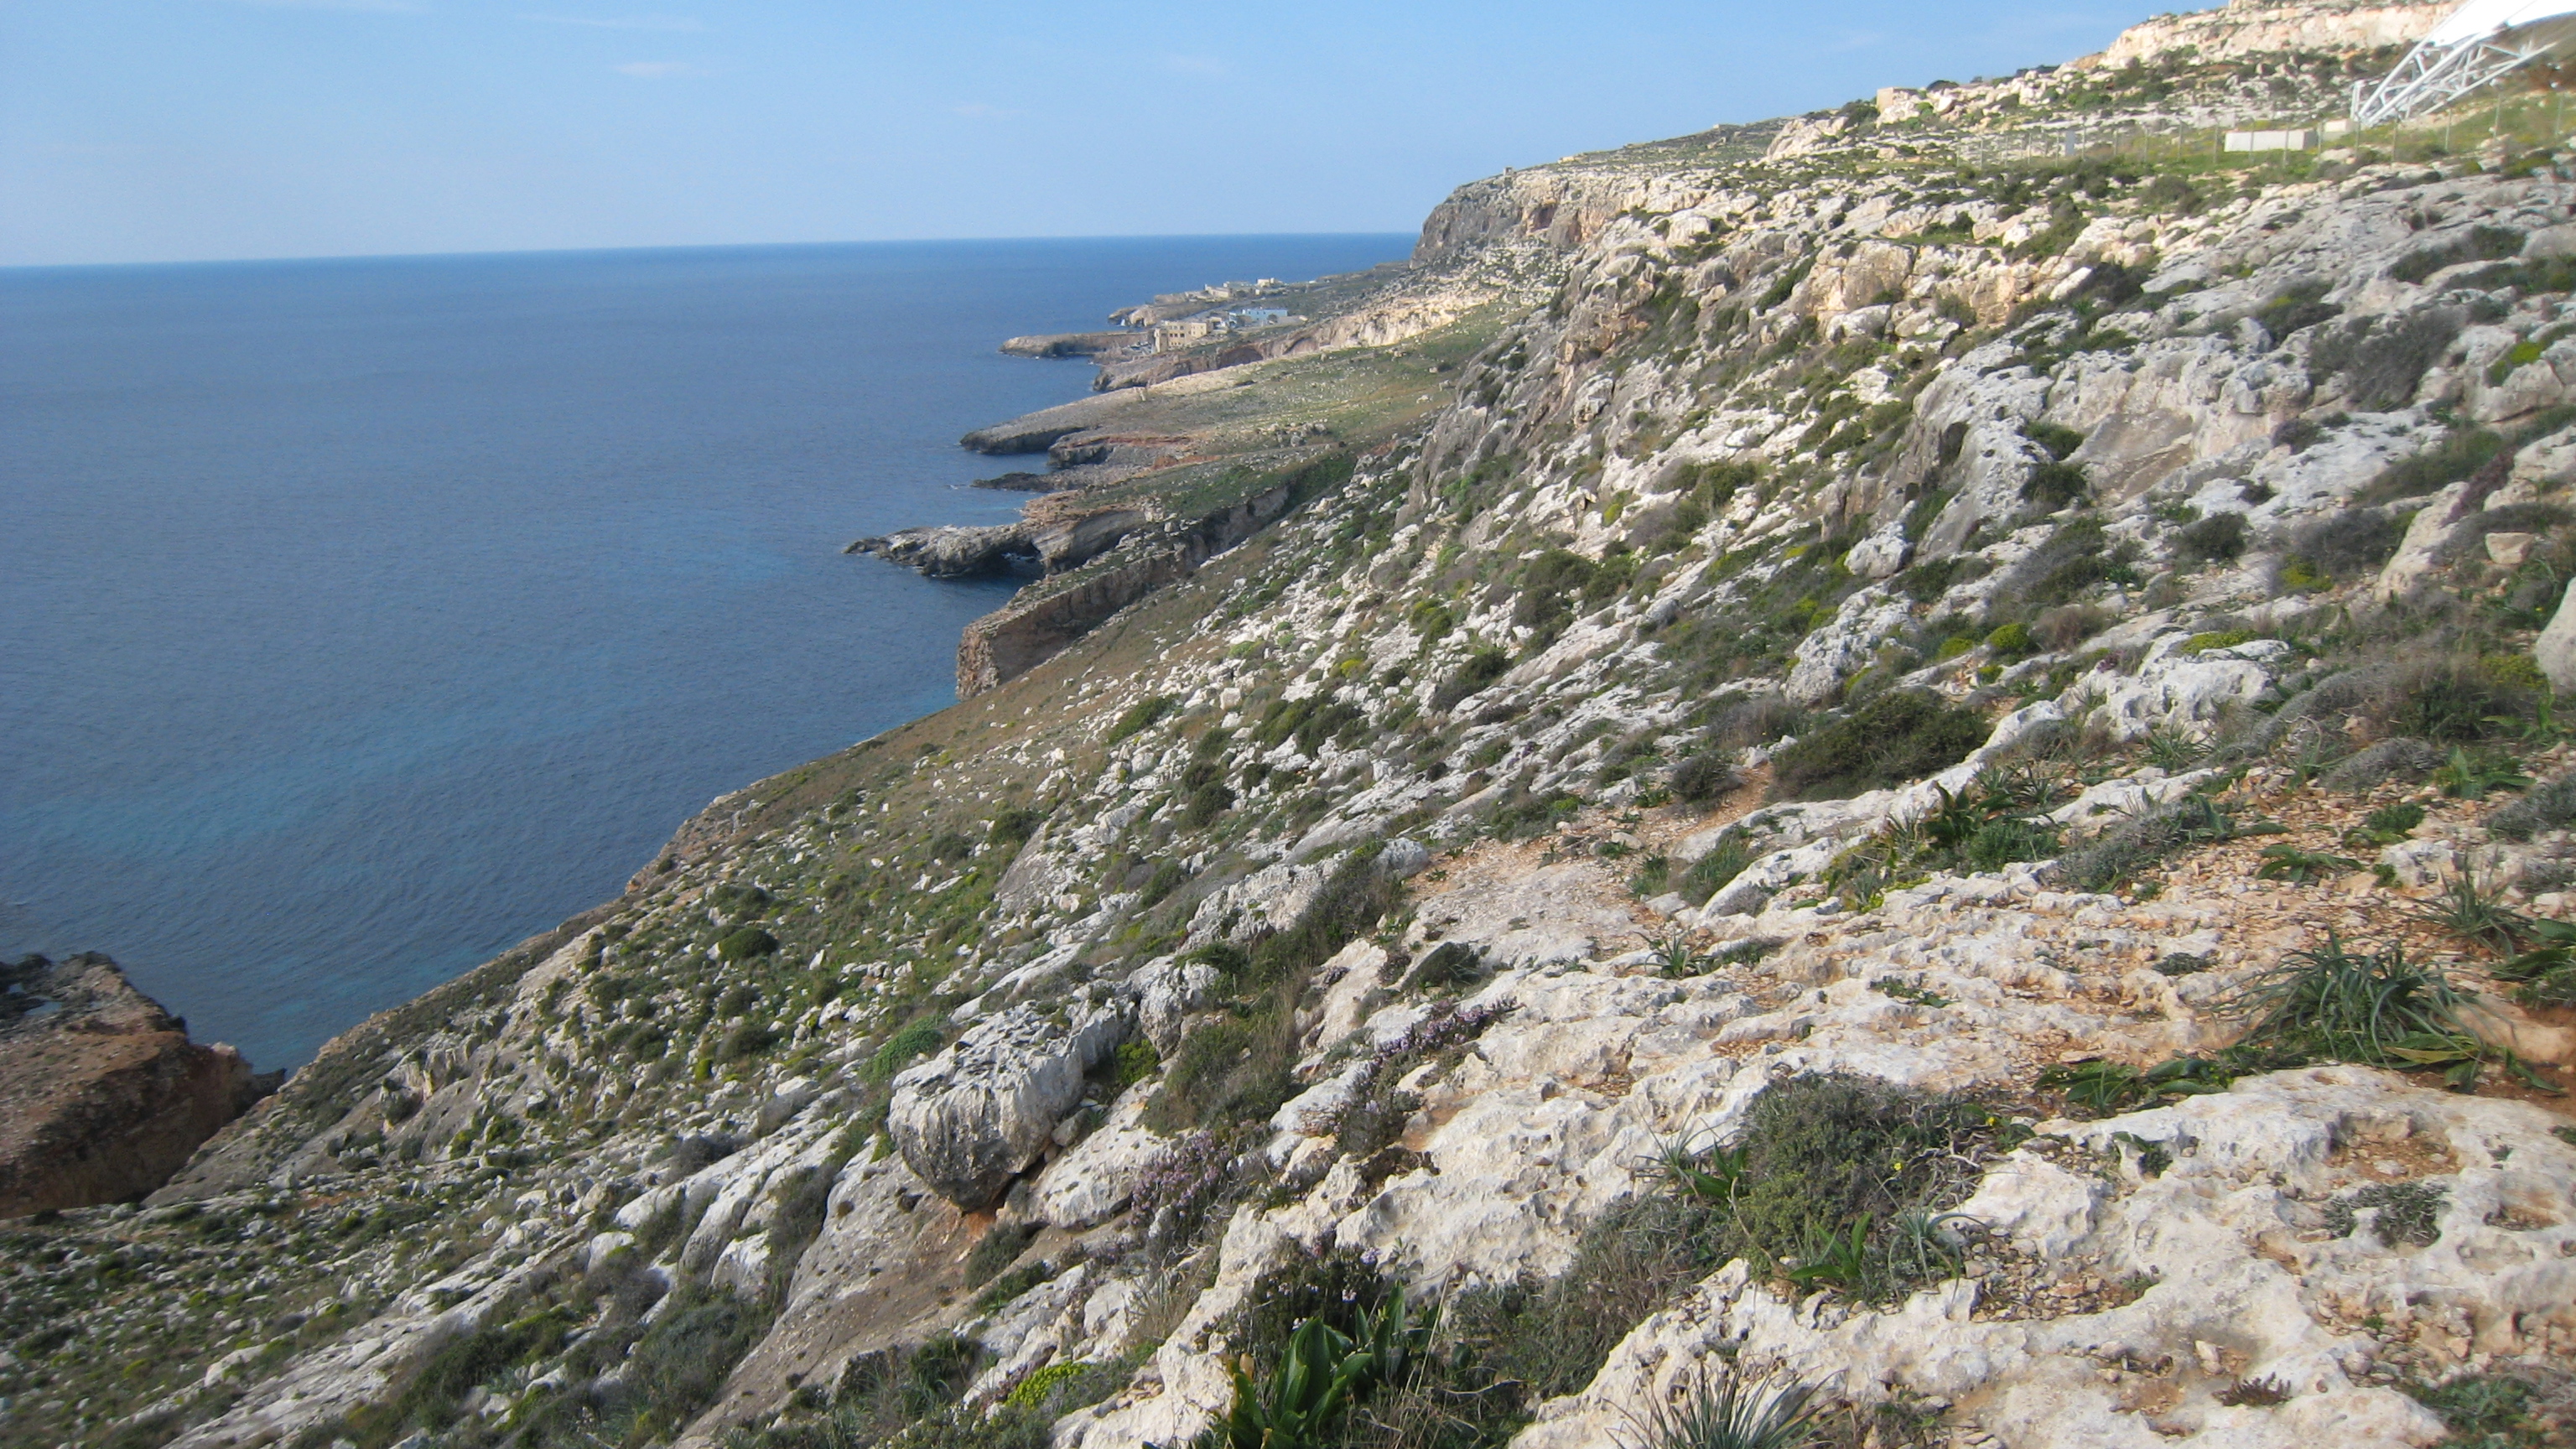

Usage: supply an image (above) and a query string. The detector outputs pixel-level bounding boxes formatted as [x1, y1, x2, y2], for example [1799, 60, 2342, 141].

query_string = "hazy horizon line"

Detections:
[0, 229, 1426, 277]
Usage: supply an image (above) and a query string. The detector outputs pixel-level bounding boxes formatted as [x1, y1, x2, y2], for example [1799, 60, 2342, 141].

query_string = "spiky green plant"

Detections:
[2225, 937, 2509, 1090]
[2433, 747, 2532, 801]
[1617, 1374, 1824, 1449]
[2256, 843, 2362, 885]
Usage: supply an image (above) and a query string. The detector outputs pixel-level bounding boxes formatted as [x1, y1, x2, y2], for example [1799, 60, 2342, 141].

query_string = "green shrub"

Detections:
[1152, 854, 1395, 1135]
[1005, 1360, 1112, 1411]
[1680, 839, 1753, 906]
[1514, 549, 1599, 642]
[865, 1022, 945, 1083]
[2024, 420, 2085, 460]
[1669, 751, 1740, 805]
[2174, 512, 2249, 563]
[1402, 942, 1487, 993]
[2358, 428, 2504, 504]
[2180, 628, 2257, 654]
[1183, 781, 1237, 828]
[1661, 1073, 2021, 1303]
[2387, 225, 2523, 283]
[2311, 307, 2468, 412]
[962, 1223, 1037, 1289]
[2490, 771, 2576, 840]
[624, 1290, 763, 1432]
[2396, 661, 2532, 743]
[718, 1021, 780, 1062]
[1984, 621, 2034, 658]
[1113, 1039, 1161, 1088]
[2022, 460, 2089, 510]
[974, 1259, 1058, 1312]
[1247, 849, 1398, 989]
[2324, 1181, 2447, 1248]
[1106, 694, 1180, 745]
[1989, 516, 2132, 614]
[716, 927, 779, 962]
[989, 806, 1047, 851]
[2226, 937, 2506, 1088]
[2405, 1372, 2558, 1446]
[1431, 646, 1512, 711]
[2062, 794, 2233, 892]
[1770, 691, 1990, 801]
[2255, 281, 2340, 340]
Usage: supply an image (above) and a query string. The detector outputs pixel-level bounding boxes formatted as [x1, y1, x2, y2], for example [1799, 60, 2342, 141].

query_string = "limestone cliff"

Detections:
[0, 953, 269, 1218]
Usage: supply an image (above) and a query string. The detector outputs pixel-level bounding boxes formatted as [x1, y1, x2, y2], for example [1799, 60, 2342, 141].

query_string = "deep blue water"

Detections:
[0, 236, 1412, 1067]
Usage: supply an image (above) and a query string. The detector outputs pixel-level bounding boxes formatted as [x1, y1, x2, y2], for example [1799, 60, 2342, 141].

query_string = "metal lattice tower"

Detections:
[2353, 0, 2576, 127]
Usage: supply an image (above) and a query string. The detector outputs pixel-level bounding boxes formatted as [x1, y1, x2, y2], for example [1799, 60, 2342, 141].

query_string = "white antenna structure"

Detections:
[2352, 0, 2576, 126]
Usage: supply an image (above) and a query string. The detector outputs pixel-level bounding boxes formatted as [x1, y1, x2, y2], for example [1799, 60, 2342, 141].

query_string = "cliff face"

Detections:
[0, 953, 267, 1218]
[13, 6, 2576, 1449]
[2094, 0, 2451, 67]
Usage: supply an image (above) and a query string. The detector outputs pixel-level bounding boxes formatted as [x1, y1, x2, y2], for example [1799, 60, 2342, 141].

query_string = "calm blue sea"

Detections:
[0, 236, 1412, 1067]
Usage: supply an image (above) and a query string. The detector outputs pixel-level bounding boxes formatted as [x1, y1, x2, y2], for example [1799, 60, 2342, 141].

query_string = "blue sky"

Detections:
[1, 0, 2171, 267]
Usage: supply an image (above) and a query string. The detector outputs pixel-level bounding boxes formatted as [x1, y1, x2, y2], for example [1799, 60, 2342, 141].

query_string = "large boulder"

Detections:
[0, 953, 273, 1217]
[2538, 575, 2576, 693]
[888, 996, 1129, 1209]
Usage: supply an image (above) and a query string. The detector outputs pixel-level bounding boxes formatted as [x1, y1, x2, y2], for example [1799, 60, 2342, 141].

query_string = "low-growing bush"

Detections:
[2386, 226, 2523, 283]
[1661, 1073, 2023, 1302]
[2322, 738, 2443, 793]
[961, 1223, 1038, 1289]
[1710, 693, 1802, 747]
[2174, 512, 2249, 563]
[1431, 645, 1512, 711]
[2310, 305, 2467, 412]
[2392, 658, 2534, 743]
[2490, 770, 2576, 840]
[1105, 693, 1180, 745]
[2032, 605, 2107, 652]
[1680, 838, 1754, 906]
[1668, 751, 1741, 805]
[1769, 691, 1989, 801]
[2061, 794, 2233, 892]
[865, 1022, 944, 1083]
[2226, 937, 2517, 1089]
[988, 806, 1047, 851]
[2022, 459, 2089, 510]
[716, 927, 779, 962]
[2358, 428, 2505, 506]
[1402, 941, 1488, 993]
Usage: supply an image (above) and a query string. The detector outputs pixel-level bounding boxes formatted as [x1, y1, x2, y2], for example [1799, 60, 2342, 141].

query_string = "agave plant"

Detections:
[1197, 1294, 1437, 1449]
[1618, 1372, 1824, 1449]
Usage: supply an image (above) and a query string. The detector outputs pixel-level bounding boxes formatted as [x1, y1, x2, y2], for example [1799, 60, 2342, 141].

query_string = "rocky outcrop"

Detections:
[1413, 167, 1677, 261]
[850, 501, 1157, 581]
[0, 953, 271, 1218]
[955, 476, 1302, 695]
[2091, 0, 2449, 68]
[845, 522, 1036, 578]
[1000, 331, 1138, 360]
[886, 998, 1129, 1209]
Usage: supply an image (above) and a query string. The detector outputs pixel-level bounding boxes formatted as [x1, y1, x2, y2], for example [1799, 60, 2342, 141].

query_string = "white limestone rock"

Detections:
[890, 998, 1130, 1209]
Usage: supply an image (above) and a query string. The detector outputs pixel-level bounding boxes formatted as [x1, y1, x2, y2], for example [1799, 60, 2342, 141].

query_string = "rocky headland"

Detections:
[0, 953, 274, 1220]
[16, 3, 2576, 1447]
